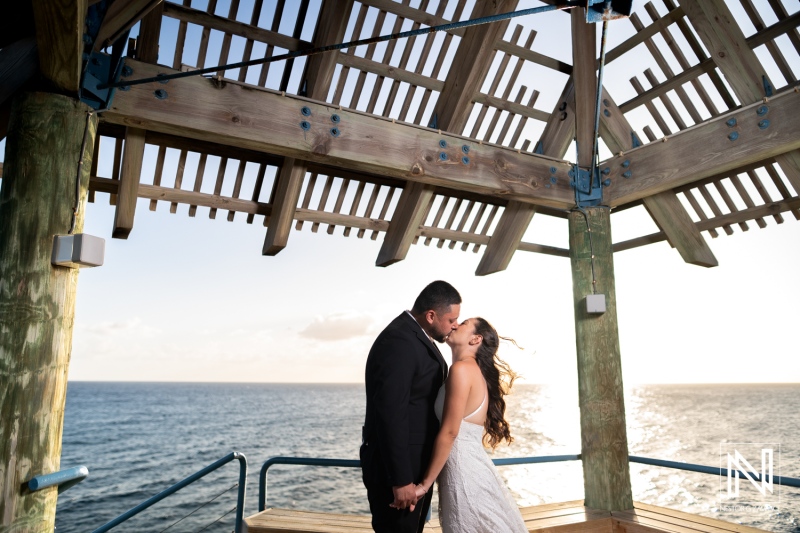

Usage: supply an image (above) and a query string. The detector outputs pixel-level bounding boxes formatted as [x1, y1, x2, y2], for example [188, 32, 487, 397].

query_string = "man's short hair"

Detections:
[411, 281, 461, 314]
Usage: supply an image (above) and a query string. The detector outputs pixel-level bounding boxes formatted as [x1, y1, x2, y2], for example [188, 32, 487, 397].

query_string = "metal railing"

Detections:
[28, 466, 89, 494]
[90, 452, 247, 533]
[258, 454, 582, 511]
[258, 453, 800, 511]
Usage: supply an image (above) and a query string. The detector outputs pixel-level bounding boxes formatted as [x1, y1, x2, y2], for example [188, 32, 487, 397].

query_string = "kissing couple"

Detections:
[361, 281, 527, 533]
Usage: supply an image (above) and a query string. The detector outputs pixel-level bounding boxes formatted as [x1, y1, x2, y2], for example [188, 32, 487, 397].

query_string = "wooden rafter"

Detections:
[431, 0, 519, 134]
[94, 0, 163, 51]
[263, 159, 306, 255]
[104, 60, 575, 209]
[303, 0, 354, 100]
[376, 182, 435, 267]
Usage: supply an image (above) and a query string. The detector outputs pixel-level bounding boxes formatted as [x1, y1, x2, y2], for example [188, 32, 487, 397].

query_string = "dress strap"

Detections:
[463, 387, 488, 420]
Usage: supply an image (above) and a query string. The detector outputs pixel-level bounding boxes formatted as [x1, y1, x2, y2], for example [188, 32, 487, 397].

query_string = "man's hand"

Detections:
[389, 483, 418, 511]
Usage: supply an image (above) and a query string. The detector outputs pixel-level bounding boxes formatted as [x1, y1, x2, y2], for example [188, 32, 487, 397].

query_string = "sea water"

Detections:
[55, 383, 800, 532]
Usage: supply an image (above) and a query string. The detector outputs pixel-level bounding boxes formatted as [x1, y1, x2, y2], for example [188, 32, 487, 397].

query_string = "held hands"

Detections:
[389, 482, 429, 511]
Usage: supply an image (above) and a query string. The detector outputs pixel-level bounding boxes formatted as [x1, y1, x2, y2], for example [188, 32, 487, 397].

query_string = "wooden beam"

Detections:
[535, 79, 576, 158]
[262, 158, 306, 256]
[605, 88, 800, 206]
[112, 127, 146, 239]
[680, 0, 768, 105]
[774, 152, 800, 196]
[642, 191, 718, 267]
[431, 0, 519, 133]
[31, 0, 87, 94]
[0, 37, 38, 106]
[303, 0, 354, 100]
[376, 181, 434, 267]
[104, 60, 576, 209]
[475, 201, 536, 276]
[94, 0, 163, 51]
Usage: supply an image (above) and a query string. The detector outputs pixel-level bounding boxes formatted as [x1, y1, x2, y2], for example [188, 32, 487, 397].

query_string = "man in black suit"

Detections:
[361, 281, 462, 533]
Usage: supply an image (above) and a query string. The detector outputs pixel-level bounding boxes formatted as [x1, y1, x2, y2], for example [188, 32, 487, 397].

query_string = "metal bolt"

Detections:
[603, 179, 611, 187]
[301, 106, 311, 116]
[756, 105, 769, 116]
[603, 98, 610, 107]
[439, 152, 448, 161]
[758, 119, 770, 129]
[728, 131, 739, 141]
[603, 109, 610, 117]
[462, 145, 470, 154]
[439, 139, 447, 149]
[622, 159, 630, 168]
[119, 85, 130, 91]
[83, 34, 92, 45]
[550, 176, 557, 184]
[154, 89, 168, 100]
[601, 167, 610, 175]
[623, 171, 632, 178]
[122, 65, 133, 77]
[300, 121, 311, 131]
[330, 127, 341, 137]
[726, 118, 737, 127]
[156, 73, 169, 84]
[462, 156, 470, 165]
[331, 114, 341, 123]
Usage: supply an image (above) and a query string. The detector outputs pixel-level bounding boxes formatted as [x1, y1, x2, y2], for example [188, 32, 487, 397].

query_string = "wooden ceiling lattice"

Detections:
[2, 0, 798, 273]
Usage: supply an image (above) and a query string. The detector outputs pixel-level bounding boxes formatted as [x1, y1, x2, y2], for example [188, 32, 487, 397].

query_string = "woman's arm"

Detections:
[416, 362, 474, 494]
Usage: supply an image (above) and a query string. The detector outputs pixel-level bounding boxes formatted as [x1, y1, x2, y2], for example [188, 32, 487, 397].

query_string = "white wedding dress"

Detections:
[433, 384, 528, 533]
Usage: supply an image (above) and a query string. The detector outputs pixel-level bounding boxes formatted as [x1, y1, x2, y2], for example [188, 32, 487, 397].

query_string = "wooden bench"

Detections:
[243, 500, 770, 533]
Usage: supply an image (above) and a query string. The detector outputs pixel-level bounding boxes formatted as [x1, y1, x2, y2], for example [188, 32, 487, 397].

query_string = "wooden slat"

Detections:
[437, 197, 463, 248]
[326, 179, 351, 234]
[295, 172, 317, 230]
[683, 189, 719, 238]
[188, 153, 207, 217]
[697, 184, 734, 235]
[605, 88, 800, 206]
[475, 201, 536, 275]
[171, 0, 191, 70]
[472, 92, 550, 125]
[263, 159, 306, 255]
[376, 182, 434, 266]
[746, 170, 783, 224]
[605, 4, 685, 65]
[226, 159, 247, 221]
[642, 191, 718, 267]
[110, 137, 123, 205]
[170, 149, 188, 214]
[236, 0, 265, 83]
[432, 0, 520, 134]
[106, 59, 576, 209]
[495, 39, 572, 75]
[711, 180, 748, 232]
[31, 0, 86, 93]
[162, 2, 311, 54]
[208, 156, 228, 219]
[337, 54, 444, 94]
[112, 127, 146, 239]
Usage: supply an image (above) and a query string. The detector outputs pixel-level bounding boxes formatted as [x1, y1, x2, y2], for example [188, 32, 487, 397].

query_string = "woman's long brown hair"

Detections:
[472, 317, 519, 449]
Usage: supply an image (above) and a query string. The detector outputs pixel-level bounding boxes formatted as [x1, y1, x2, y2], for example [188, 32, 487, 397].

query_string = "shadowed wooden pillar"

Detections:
[0, 92, 97, 531]
[568, 207, 633, 511]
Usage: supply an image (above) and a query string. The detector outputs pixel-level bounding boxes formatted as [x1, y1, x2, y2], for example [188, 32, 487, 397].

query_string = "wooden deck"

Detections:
[243, 500, 771, 533]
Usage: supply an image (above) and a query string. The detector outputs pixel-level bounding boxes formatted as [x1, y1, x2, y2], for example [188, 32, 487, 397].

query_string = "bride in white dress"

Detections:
[413, 317, 528, 533]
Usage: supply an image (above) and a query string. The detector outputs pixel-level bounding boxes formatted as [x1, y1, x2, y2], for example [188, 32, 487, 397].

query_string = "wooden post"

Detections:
[0, 92, 97, 531]
[568, 207, 633, 511]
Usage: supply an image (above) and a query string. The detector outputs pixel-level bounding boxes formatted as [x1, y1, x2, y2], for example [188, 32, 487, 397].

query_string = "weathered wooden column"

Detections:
[568, 207, 633, 511]
[0, 92, 97, 531]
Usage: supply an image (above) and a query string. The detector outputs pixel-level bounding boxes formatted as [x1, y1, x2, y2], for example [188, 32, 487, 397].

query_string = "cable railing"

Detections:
[90, 451, 247, 533]
[258, 454, 800, 511]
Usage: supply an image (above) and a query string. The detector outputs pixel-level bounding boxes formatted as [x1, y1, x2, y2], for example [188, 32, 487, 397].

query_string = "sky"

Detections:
[1, 0, 798, 386]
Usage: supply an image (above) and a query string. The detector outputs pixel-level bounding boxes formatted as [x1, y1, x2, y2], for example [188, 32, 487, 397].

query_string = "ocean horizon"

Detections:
[56, 382, 799, 532]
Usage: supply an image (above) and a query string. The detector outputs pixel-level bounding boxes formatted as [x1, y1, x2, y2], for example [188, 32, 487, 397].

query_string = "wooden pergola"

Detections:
[0, 0, 798, 530]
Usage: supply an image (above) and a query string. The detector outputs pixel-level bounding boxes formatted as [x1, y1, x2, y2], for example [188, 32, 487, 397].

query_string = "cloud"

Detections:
[298, 312, 374, 341]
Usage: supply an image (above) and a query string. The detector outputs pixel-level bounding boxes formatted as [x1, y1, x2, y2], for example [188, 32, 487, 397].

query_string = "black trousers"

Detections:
[365, 482, 434, 533]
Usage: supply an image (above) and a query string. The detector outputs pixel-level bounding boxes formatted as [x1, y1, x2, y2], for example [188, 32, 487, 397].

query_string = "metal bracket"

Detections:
[571, 166, 604, 207]
[585, 0, 633, 22]
[80, 2, 130, 110]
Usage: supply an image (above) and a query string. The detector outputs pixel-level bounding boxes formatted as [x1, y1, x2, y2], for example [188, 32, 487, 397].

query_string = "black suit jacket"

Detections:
[361, 312, 448, 488]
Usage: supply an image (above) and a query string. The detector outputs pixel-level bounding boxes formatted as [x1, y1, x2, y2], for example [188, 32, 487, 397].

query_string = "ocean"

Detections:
[55, 383, 799, 532]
